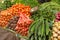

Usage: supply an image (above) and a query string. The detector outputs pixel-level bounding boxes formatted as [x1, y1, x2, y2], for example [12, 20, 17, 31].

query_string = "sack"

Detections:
[0, 28, 19, 40]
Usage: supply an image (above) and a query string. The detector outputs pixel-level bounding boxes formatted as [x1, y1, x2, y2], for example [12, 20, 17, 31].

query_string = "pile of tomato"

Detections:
[15, 13, 33, 36]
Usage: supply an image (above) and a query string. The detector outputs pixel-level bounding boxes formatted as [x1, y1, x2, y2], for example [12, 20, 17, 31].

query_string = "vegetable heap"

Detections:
[1, 0, 60, 40]
[51, 22, 60, 40]
[7, 16, 19, 30]
[15, 13, 33, 36]
[7, 15, 33, 36]
[0, 4, 31, 27]
[1, 4, 33, 36]
[27, 2, 60, 40]
[51, 12, 60, 40]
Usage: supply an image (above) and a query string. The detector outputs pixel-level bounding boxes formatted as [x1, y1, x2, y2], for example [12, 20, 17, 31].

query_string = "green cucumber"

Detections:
[29, 21, 36, 33]
[34, 20, 40, 40]
[33, 33, 35, 40]
[28, 33, 34, 40]
[38, 18, 43, 36]
[38, 36, 41, 40]
[31, 35, 33, 40]
[29, 22, 37, 33]
[46, 19, 49, 35]
[29, 19, 40, 33]
[29, 20, 39, 33]
[41, 19, 45, 37]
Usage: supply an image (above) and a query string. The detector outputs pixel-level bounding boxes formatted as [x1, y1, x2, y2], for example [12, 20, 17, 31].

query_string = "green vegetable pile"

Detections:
[28, 2, 60, 40]
[14, 0, 39, 7]
[0, 0, 13, 10]
[51, 0, 60, 4]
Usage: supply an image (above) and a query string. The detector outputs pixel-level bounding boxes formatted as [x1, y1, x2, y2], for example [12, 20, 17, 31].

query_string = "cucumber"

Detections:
[45, 19, 49, 35]
[28, 33, 34, 40]
[29, 19, 41, 33]
[29, 21, 36, 32]
[38, 18, 43, 36]
[31, 35, 34, 40]
[33, 33, 35, 40]
[29, 22, 37, 33]
[35, 19, 41, 40]
[29, 20, 39, 33]
[38, 36, 41, 40]
[40, 19, 45, 37]
[34, 19, 40, 40]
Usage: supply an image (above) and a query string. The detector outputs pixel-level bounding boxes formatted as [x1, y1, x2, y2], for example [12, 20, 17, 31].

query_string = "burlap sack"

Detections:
[0, 28, 19, 40]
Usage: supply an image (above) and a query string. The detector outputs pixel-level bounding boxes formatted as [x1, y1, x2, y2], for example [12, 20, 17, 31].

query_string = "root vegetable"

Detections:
[53, 27, 58, 33]
[57, 31, 60, 35]
[58, 36, 60, 40]
[53, 38, 58, 40]
[53, 32, 58, 37]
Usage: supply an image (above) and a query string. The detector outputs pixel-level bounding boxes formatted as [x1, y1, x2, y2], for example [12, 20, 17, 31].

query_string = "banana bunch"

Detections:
[51, 21, 60, 40]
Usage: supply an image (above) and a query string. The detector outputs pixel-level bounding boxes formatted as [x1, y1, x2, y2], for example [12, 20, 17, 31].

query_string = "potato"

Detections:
[53, 38, 58, 40]
[58, 36, 60, 40]
[53, 27, 59, 33]
[53, 32, 58, 37]
[57, 26, 60, 30]
[57, 31, 60, 35]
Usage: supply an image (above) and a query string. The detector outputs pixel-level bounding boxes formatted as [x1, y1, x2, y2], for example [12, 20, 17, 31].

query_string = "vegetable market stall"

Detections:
[0, 0, 60, 40]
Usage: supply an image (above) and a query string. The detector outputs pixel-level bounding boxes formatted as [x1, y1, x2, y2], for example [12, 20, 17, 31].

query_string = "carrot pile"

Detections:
[0, 4, 31, 27]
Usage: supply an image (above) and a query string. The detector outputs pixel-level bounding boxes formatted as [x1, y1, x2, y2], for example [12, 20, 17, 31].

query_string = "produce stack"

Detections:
[0, 0, 60, 40]
[5, 4, 37, 37]
[7, 16, 19, 30]
[7, 13, 33, 36]
[51, 12, 60, 40]
[0, 4, 31, 27]
[15, 13, 33, 36]
[51, 22, 60, 40]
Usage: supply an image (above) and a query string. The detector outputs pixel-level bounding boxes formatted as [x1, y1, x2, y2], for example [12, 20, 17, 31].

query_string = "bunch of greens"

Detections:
[31, 2, 60, 21]
[51, 0, 60, 4]
[0, 0, 14, 10]
[28, 2, 60, 40]
[14, 0, 39, 7]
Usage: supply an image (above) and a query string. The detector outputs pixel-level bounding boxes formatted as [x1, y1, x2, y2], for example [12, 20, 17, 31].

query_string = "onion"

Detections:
[57, 31, 60, 35]
[58, 36, 60, 40]
[54, 22, 58, 27]
[53, 38, 58, 40]
[53, 27, 59, 33]
[57, 26, 60, 30]
[53, 32, 58, 37]
[51, 36, 53, 40]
